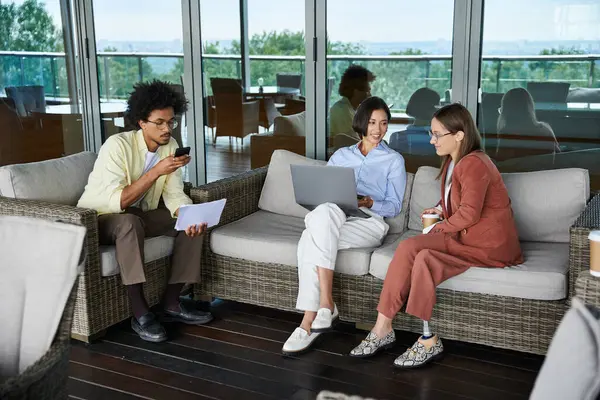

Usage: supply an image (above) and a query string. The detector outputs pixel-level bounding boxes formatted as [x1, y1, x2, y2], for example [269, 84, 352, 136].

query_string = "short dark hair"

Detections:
[126, 80, 188, 128]
[351, 96, 391, 137]
[338, 65, 376, 99]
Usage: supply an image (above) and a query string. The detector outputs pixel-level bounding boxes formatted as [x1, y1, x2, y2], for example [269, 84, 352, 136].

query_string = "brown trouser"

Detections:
[377, 233, 472, 322]
[98, 207, 203, 285]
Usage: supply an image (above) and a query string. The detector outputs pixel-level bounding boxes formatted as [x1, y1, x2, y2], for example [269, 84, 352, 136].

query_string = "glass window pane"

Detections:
[326, 0, 454, 174]
[479, 0, 600, 190]
[202, 0, 306, 183]
[91, 0, 188, 177]
[0, 0, 85, 165]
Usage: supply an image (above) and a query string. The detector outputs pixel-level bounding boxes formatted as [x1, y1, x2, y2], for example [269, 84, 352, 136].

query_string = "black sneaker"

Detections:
[162, 302, 214, 325]
[131, 312, 167, 342]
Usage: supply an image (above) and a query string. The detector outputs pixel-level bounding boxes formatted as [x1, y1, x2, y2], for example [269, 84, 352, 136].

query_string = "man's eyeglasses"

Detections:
[146, 119, 178, 130]
[428, 130, 454, 141]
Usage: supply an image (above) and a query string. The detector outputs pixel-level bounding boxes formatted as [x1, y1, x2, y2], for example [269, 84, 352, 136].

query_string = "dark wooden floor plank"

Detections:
[69, 362, 211, 400]
[69, 299, 541, 400]
[171, 330, 430, 400]
[70, 345, 267, 400]
[220, 300, 544, 371]
[193, 316, 537, 390]
[87, 338, 302, 399]
[106, 331, 409, 400]
[68, 377, 143, 400]
[181, 323, 530, 400]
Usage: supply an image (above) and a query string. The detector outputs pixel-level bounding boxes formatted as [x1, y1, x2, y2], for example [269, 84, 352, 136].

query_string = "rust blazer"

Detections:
[433, 151, 523, 267]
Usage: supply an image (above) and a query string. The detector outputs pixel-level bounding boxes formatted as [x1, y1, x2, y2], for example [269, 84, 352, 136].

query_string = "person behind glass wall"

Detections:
[497, 87, 560, 154]
[389, 87, 441, 155]
[283, 97, 407, 355]
[350, 103, 523, 368]
[329, 65, 376, 145]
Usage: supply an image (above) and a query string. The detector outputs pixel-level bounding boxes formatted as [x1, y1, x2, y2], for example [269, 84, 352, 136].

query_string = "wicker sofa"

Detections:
[0, 152, 184, 342]
[191, 150, 595, 355]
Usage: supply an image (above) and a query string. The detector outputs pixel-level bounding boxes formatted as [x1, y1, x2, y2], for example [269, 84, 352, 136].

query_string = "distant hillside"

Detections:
[362, 40, 600, 55]
[96, 38, 600, 56]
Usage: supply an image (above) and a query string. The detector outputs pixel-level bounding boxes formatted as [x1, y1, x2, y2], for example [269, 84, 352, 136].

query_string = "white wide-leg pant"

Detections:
[296, 202, 389, 312]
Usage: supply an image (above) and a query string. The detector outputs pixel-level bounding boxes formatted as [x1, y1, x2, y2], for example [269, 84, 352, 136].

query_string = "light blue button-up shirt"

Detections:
[328, 141, 406, 218]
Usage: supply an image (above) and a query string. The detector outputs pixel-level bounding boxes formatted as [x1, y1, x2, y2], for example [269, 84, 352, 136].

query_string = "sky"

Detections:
[7, 0, 600, 44]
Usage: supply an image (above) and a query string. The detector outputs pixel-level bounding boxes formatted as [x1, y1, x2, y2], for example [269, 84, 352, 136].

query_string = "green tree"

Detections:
[480, 46, 592, 94]
[530, 47, 588, 86]
[1, 0, 64, 95]
[98, 46, 156, 99]
[0, 0, 61, 51]
[157, 58, 185, 86]
[228, 30, 306, 87]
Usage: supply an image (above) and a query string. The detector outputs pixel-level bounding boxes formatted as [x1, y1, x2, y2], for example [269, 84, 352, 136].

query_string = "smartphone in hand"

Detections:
[174, 146, 191, 158]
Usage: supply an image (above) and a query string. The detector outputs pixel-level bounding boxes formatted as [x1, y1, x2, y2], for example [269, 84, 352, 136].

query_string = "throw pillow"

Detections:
[273, 112, 306, 137]
[258, 149, 326, 218]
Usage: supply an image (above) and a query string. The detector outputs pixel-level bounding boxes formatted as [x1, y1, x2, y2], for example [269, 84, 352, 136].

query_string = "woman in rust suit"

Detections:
[350, 103, 523, 368]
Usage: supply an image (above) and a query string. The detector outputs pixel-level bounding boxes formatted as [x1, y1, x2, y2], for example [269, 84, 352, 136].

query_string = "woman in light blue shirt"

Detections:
[283, 96, 407, 355]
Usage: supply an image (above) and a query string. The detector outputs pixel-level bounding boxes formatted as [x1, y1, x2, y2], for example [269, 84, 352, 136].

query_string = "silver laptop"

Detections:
[290, 164, 370, 218]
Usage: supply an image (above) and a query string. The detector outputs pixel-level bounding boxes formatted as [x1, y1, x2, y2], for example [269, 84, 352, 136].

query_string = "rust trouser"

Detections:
[377, 233, 473, 321]
[98, 207, 203, 285]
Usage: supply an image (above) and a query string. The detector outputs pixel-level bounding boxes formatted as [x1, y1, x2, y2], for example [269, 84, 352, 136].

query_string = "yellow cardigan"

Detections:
[77, 129, 191, 217]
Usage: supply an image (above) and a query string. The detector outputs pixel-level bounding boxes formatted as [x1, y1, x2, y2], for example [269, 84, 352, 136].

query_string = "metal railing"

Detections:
[1, 51, 598, 106]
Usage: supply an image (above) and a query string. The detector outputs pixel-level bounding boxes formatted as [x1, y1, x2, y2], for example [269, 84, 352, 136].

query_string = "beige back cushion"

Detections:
[407, 165, 589, 242]
[408, 167, 440, 231]
[273, 112, 306, 137]
[258, 150, 326, 218]
[502, 168, 588, 243]
[385, 172, 414, 234]
[0, 152, 97, 206]
[260, 150, 414, 225]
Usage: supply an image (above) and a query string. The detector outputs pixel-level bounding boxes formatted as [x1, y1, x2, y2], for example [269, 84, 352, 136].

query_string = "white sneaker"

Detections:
[282, 327, 321, 355]
[310, 304, 339, 333]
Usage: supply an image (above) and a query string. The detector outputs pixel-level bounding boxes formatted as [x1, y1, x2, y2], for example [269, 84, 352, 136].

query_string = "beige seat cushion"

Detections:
[210, 210, 395, 276]
[273, 111, 305, 136]
[369, 230, 570, 301]
[0, 151, 97, 206]
[258, 150, 326, 218]
[407, 166, 589, 243]
[100, 236, 175, 277]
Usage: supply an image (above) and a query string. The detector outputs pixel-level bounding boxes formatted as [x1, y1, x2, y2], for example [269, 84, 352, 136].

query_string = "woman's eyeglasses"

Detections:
[428, 130, 454, 141]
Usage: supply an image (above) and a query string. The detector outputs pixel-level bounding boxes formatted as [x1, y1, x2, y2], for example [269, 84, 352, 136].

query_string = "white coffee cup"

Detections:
[422, 213, 441, 229]
[589, 231, 600, 277]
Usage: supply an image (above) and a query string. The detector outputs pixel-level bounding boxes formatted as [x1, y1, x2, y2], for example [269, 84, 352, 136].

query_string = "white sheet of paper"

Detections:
[175, 198, 227, 231]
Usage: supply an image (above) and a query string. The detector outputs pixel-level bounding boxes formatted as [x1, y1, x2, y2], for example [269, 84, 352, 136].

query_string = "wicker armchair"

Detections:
[0, 216, 84, 399]
[0, 282, 78, 399]
[569, 193, 600, 302]
[210, 78, 260, 145]
[0, 182, 192, 343]
[191, 168, 598, 355]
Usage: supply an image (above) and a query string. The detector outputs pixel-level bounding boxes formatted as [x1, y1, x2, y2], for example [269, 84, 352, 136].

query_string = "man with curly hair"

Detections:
[78, 80, 212, 342]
